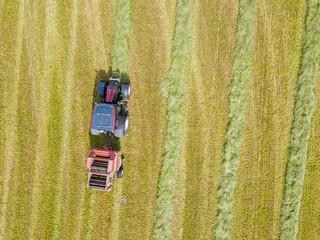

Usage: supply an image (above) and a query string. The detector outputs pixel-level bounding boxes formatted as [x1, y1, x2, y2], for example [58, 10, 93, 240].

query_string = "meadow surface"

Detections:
[0, 0, 319, 239]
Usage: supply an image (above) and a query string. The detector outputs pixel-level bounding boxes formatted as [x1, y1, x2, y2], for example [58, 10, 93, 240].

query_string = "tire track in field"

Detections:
[212, 0, 257, 239]
[153, 0, 193, 239]
[51, 1, 78, 238]
[28, 0, 56, 238]
[280, 1, 320, 238]
[0, 1, 25, 237]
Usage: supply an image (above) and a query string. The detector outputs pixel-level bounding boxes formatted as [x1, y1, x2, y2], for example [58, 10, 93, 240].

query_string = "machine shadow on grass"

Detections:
[89, 68, 130, 151]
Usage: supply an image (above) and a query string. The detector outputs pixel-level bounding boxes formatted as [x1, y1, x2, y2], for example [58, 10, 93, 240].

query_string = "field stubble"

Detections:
[0, 0, 115, 239]
[169, 0, 237, 239]
[114, 0, 175, 239]
[231, 0, 306, 239]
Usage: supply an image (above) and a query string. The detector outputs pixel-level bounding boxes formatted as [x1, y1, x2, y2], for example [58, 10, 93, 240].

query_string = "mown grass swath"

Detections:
[279, 1, 320, 239]
[298, 79, 320, 239]
[213, 0, 257, 239]
[153, 0, 192, 239]
[111, 0, 131, 74]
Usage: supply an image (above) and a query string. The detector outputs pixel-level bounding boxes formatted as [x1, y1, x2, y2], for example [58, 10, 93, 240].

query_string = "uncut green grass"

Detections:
[213, 0, 257, 239]
[280, 1, 320, 239]
[231, 0, 306, 239]
[152, 0, 193, 239]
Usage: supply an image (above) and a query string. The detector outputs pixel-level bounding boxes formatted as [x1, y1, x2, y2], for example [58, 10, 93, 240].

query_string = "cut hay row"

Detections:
[298, 77, 320, 239]
[231, 0, 306, 239]
[111, 0, 131, 73]
[279, 1, 320, 239]
[213, 0, 257, 239]
[152, 0, 193, 239]
[112, 0, 173, 239]
[170, 1, 237, 239]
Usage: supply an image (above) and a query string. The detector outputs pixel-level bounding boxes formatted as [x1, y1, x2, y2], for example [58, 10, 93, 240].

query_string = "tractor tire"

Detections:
[117, 166, 124, 178]
[121, 83, 131, 101]
[114, 114, 129, 138]
[123, 114, 129, 136]
[98, 81, 107, 98]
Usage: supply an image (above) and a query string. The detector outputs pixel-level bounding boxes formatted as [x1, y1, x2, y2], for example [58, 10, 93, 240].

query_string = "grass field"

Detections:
[232, 0, 305, 239]
[0, 0, 320, 239]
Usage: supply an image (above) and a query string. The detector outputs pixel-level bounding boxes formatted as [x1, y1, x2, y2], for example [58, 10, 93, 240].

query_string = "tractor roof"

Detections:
[91, 103, 115, 134]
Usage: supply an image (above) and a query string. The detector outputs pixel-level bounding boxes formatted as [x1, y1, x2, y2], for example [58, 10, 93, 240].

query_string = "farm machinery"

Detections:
[87, 75, 130, 191]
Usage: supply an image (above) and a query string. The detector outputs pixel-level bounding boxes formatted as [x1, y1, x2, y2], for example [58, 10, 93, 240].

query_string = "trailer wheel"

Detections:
[117, 166, 124, 178]
[98, 81, 107, 98]
[121, 83, 131, 101]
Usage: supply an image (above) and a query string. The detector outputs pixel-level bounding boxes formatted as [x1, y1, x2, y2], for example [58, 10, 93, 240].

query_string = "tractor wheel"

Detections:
[117, 166, 124, 178]
[121, 83, 131, 101]
[98, 81, 107, 98]
[114, 115, 129, 138]
[123, 114, 129, 136]
[114, 114, 129, 138]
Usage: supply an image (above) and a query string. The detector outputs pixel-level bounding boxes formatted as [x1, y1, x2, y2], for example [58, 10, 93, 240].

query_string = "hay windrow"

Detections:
[152, 0, 192, 239]
[280, 1, 320, 239]
[213, 0, 257, 239]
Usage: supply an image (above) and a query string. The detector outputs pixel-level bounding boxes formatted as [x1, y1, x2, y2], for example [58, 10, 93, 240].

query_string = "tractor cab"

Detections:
[87, 147, 124, 191]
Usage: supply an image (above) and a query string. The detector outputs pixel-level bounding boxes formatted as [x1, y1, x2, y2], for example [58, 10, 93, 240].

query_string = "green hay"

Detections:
[152, 0, 192, 239]
[213, 0, 257, 239]
[111, 0, 131, 75]
[279, 1, 320, 239]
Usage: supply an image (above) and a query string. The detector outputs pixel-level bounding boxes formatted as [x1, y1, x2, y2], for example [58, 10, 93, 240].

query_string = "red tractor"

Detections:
[90, 76, 130, 137]
[87, 76, 130, 191]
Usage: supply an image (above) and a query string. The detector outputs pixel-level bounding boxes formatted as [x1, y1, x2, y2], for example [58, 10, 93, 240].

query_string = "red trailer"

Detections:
[87, 146, 124, 191]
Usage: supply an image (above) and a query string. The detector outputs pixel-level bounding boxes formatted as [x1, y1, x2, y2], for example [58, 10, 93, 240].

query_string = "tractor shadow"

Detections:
[89, 68, 122, 151]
